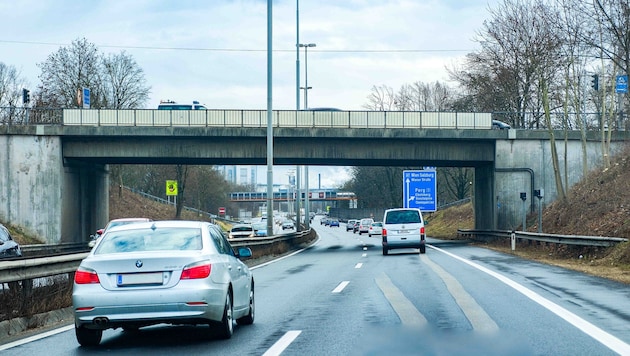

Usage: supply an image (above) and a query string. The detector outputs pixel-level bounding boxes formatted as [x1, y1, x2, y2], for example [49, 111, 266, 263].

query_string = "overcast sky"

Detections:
[0, 0, 499, 188]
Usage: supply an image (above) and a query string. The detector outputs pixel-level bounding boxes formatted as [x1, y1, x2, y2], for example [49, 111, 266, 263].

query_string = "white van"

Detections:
[158, 100, 207, 110]
[382, 208, 426, 255]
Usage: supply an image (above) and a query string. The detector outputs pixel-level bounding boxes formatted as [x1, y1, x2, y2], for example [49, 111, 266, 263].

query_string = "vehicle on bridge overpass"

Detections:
[157, 100, 207, 110]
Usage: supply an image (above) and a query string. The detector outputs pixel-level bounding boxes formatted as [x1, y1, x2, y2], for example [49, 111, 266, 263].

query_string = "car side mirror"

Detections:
[237, 247, 253, 259]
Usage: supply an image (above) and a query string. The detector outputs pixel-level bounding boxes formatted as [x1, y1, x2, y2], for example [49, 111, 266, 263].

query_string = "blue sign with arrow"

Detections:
[403, 170, 437, 212]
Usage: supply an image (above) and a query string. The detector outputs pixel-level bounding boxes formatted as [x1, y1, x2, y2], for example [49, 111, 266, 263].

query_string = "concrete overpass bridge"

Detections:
[1, 108, 627, 244]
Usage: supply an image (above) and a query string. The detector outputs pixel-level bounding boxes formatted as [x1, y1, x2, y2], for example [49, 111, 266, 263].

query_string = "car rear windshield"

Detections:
[95, 227, 202, 254]
[385, 210, 421, 224]
[232, 226, 253, 232]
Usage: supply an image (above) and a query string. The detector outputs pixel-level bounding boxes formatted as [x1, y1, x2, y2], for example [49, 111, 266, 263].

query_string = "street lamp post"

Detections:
[298, 43, 316, 110]
[300, 86, 312, 109]
[297, 42, 315, 229]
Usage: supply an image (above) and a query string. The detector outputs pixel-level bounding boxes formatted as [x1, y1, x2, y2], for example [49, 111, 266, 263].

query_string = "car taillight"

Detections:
[74, 267, 100, 284]
[421, 226, 425, 235]
[382, 228, 387, 237]
[181, 263, 211, 279]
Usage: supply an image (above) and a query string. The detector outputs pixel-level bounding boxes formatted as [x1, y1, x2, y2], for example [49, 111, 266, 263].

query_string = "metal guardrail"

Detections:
[21, 243, 89, 257]
[457, 229, 628, 247]
[0, 230, 313, 284]
[0, 253, 90, 283]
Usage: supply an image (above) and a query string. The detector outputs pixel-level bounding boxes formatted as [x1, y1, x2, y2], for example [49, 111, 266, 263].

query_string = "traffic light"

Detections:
[591, 74, 599, 91]
[22, 88, 30, 104]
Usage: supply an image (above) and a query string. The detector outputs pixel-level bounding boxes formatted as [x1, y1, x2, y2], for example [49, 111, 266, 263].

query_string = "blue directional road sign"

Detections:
[403, 170, 437, 212]
[616, 75, 628, 94]
[82, 87, 91, 109]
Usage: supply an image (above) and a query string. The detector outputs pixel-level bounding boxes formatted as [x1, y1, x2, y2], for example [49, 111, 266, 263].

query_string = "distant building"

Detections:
[216, 165, 257, 186]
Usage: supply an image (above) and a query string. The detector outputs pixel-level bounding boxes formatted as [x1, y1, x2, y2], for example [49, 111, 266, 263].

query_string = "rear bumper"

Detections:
[382, 235, 425, 250]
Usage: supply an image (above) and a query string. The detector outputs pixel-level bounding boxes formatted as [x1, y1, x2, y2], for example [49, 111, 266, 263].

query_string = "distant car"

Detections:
[72, 220, 254, 346]
[492, 120, 511, 130]
[0, 223, 22, 258]
[229, 224, 254, 239]
[358, 218, 374, 235]
[382, 208, 426, 255]
[320, 218, 328, 225]
[346, 219, 358, 232]
[329, 219, 340, 227]
[89, 218, 152, 247]
[252, 222, 268, 237]
[282, 220, 295, 230]
[368, 222, 383, 237]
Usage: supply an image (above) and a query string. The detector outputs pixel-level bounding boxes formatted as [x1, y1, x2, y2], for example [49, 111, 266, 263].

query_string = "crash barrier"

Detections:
[0, 229, 315, 284]
[457, 229, 628, 247]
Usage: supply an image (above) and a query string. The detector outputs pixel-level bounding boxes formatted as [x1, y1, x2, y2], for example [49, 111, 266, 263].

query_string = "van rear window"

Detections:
[385, 210, 421, 224]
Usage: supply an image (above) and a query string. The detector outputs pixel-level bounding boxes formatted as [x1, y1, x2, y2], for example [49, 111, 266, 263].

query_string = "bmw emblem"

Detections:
[135, 260, 143, 268]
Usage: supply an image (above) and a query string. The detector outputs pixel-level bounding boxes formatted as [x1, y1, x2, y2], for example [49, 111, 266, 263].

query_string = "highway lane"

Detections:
[3, 219, 629, 355]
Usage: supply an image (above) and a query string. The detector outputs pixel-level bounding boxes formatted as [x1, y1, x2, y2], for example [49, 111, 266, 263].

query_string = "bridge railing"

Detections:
[59, 109, 493, 129]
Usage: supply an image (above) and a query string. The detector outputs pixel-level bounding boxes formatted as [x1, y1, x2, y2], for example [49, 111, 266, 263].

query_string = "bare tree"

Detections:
[0, 62, 27, 123]
[102, 51, 150, 109]
[547, 0, 592, 192]
[449, 0, 565, 129]
[439, 168, 474, 201]
[37, 38, 106, 108]
[395, 81, 455, 111]
[363, 85, 396, 111]
[542, 75, 567, 202]
[175, 165, 189, 219]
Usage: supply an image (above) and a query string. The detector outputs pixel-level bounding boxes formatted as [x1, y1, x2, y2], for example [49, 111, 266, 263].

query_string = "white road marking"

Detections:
[362, 253, 367, 257]
[420, 254, 498, 334]
[355, 263, 363, 269]
[430, 245, 630, 355]
[332, 281, 350, 293]
[262, 330, 302, 356]
[375, 273, 428, 327]
[0, 324, 74, 351]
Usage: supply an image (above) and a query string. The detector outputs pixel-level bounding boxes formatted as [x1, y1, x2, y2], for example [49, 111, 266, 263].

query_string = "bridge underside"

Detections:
[61, 128, 496, 233]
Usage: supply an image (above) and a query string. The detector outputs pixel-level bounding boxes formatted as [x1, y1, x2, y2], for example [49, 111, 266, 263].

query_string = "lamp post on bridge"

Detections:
[298, 43, 316, 110]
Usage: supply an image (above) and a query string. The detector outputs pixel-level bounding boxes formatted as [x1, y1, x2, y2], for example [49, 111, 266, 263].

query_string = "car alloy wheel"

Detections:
[214, 290, 234, 339]
[237, 284, 255, 325]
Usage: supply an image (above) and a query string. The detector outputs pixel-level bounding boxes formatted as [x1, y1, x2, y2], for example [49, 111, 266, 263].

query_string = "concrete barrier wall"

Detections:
[494, 137, 624, 229]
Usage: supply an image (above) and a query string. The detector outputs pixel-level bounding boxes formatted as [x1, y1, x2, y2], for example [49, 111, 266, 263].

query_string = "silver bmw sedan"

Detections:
[72, 220, 254, 347]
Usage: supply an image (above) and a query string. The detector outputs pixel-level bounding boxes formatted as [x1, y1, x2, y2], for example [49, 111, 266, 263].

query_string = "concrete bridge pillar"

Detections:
[61, 162, 109, 243]
[474, 163, 496, 230]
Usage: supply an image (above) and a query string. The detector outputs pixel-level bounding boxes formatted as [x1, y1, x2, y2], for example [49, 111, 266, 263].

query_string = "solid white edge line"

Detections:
[429, 245, 630, 355]
[0, 324, 74, 351]
[262, 330, 302, 356]
[332, 281, 350, 293]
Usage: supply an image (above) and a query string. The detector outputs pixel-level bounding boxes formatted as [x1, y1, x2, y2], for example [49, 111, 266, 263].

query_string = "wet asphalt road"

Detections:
[3, 219, 629, 355]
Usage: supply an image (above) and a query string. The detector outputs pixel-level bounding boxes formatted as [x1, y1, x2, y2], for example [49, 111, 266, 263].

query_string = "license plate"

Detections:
[117, 272, 163, 286]
[398, 230, 410, 234]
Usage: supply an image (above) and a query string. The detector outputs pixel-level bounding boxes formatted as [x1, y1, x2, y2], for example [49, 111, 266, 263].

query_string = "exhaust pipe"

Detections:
[92, 317, 109, 326]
